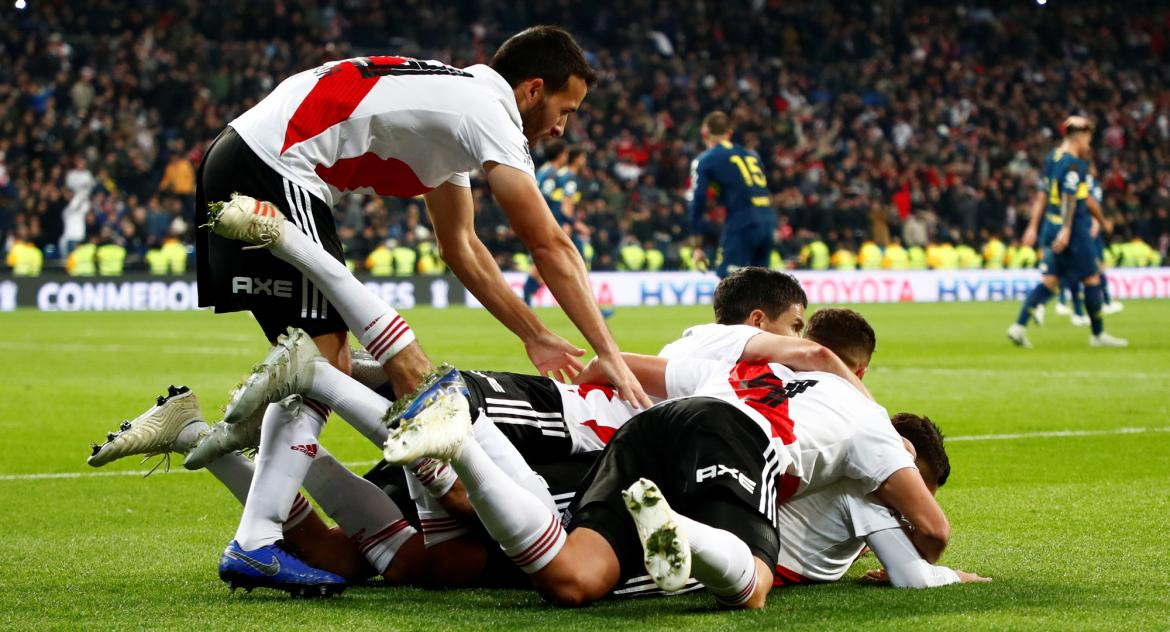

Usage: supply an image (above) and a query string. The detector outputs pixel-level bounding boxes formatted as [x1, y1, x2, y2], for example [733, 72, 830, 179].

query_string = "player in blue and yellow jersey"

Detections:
[686, 111, 777, 277]
[1009, 117, 1125, 348]
[525, 140, 570, 306]
[555, 147, 588, 255]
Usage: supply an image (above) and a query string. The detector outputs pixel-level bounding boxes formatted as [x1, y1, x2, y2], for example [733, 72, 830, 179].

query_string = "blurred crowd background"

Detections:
[2, 0, 1168, 277]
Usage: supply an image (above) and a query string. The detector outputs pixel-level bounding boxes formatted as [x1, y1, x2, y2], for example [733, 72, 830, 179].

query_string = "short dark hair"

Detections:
[543, 139, 567, 162]
[567, 146, 587, 164]
[804, 307, 876, 371]
[490, 26, 597, 93]
[713, 267, 807, 325]
[892, 412, 950, 487]
[703, 111, 731, 136]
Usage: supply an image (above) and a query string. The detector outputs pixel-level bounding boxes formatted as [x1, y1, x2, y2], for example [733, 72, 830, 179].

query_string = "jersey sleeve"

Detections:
[1061, 161, 1082, 196]
[865, 527, 961, 588]
[844, 489, 904, 538]
[845, 413, 918, 493]
[665, 359, 733, 399]
[457, 105, 535, 179]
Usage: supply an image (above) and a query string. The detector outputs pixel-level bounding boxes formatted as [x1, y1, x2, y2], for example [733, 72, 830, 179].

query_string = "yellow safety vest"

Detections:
[645, 247, 664, 272]
[883, 245, 909, 270]
[96, 243, 127, 276]
[512, 252, 531, 273]
[69, 243, 98, 276]
[620, 245, 646, 271]
[807, 241, 830, 270]
[582, 242, 595, 270]
[161, 239, 187, 274]
[391, 246, 417, 276]
[956, 245, 982, 269]
[907, 246, 927, 270]
[770, 250, 783, 271]
[146, 249, 169, 275]
[982, 239, 1006, 269]
[366, 246, 393, 276]
[858, 242, 883, 270]
[831, 249, 857, 271]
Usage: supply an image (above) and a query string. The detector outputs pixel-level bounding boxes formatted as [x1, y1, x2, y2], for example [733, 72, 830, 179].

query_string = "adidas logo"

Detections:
[290, 443, 319, 458]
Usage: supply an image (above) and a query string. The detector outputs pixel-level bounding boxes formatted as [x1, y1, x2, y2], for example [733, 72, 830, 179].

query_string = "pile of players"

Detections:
[85, 25, 988, 608]
[89, 258, 988, 606]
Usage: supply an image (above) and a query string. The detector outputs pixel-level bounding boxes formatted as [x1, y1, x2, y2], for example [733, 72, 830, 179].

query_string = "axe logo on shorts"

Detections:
[231, 276, 293, 298]
[695, 464, 758, 494]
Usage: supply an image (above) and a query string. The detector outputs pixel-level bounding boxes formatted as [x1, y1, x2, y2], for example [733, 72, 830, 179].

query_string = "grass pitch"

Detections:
[1, 300, 1168, 630]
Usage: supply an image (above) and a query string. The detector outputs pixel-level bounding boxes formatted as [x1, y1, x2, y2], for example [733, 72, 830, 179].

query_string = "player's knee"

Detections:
[538, 573, 604, 607]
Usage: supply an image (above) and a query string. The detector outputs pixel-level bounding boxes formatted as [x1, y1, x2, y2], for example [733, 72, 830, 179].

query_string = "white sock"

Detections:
[451, 438, 565, 573]
[272, 225, 415, 362]
[203, 451, 313, 530]
[473, 415, 555, 513]
[405, 469, 470, 547]
[233, 398, 327, 550]
[676, 514, 759, 606]
[308, 362, 391, 448]
[303, 446, 416, 574]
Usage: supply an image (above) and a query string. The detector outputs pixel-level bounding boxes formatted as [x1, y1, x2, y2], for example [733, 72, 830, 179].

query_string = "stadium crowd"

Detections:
[2, 0, 1169, 277]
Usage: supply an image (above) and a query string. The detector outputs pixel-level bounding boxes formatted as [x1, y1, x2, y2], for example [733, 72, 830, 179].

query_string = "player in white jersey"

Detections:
[194, 26, 654, 596]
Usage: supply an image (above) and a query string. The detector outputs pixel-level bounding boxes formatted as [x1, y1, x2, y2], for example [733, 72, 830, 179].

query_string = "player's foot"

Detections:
[622, 478, 691, 593]
[205, 193, 284, 250]
[183, 407, 264, 470]
[1006, 324, 1032, 348]
[1102, 301, 1124, 315]
[223, 327, 324, 424]
[1032, 303, 1046, 326]
[381, 365, 471, 465]
[87, 386, 204, 470]
[1090, 332, 1129, 348]
[1053, 302, 1071, 316]
[219, 539, 345, 598]
[1070, 314, 1090, 327]
[601, 307, 615, 320]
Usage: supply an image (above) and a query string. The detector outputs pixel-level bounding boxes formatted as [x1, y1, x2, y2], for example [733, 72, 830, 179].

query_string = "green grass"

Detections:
[1, 301, 1169, 630]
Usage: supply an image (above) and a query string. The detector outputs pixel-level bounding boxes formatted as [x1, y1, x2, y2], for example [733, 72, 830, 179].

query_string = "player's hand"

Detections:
[524, 331, 585, 383]
[596, 352, 654, 409]
[956, 570, 992, 583]
[1021, 225, 1038, 249]
[572, 356, 604, 386]
[861, 569, 889, 584]
[1051, 230, 1071, 253]
[1102, 217, 1113, 235]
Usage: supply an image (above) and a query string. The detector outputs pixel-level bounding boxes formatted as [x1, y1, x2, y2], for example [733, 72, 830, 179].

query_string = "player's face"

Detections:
[759, 303, 806, 337]
[519, 76, 588, 145]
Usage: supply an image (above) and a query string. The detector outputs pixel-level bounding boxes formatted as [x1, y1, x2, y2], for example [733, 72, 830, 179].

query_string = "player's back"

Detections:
[773, 478, 901, 584]
[657, 323, 764, 363]
[693, 141, 774, 230]
[231, 56, 532, 207]
[1041, 148, 1090, 239]
[537, 163, 560, 212]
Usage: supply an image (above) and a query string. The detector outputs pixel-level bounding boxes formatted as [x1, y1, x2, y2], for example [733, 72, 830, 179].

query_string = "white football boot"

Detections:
[1006, 323, 1032, 348]
[622, 478, 691, 593]
[1090, 332, 1129, 348]
[87, 386, 204, 471]
[204, 193, 285, 249]
[1032, 303, 1046, 326]
[382, 365, 472, 465]
[223, 327, 324, 424]
[1070, 314, 1090, 327]
[1053, 302, 1071, 317]
[1102, 301, 1124, 315]
[183, 407, 265, 470]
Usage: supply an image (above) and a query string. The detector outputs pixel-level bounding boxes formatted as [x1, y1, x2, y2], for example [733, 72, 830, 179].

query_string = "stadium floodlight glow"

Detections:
[1036, 0, 1047, 4]
[15, 0, 27, 9]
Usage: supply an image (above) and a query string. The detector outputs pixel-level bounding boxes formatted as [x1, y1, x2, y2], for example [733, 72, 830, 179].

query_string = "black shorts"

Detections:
[461, 370, 574, 464]
[565, 397, 780, 583]
[195, 126, 347, 341]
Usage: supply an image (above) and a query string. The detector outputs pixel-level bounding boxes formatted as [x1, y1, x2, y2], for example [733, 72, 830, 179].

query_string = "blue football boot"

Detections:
[219, 539, 346, 597]
[381, 364, 472, 465]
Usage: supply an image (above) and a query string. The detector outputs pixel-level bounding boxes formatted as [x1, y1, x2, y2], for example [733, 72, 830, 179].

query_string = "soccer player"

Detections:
[686, 112, 777, 277]
[1009, 117, 1124, 347]
[196, 25, 652, 594]
[523, 139, 568, 306]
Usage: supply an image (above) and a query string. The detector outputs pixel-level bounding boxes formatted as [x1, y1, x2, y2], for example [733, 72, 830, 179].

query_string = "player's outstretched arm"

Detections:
[864, 527, 988, 588]
[488, 163, 652, 407]
[873, 468, 950, 564]
[424, 180, 585, 383]
[574, 352, 668, 399]
[740, 334, 872, 399]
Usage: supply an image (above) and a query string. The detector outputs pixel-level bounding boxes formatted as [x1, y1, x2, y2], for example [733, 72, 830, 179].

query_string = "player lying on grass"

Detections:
[373, 325, 952, 608]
